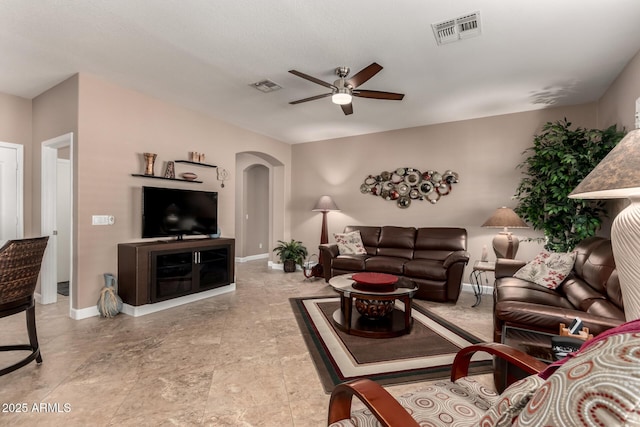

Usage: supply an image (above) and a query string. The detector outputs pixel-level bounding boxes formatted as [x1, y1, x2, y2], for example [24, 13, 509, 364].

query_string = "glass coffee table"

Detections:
[328, 274, 418, 338]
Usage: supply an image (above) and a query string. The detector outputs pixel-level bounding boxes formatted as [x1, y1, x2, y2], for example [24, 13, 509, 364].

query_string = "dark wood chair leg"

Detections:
[26, 305, 42, 364]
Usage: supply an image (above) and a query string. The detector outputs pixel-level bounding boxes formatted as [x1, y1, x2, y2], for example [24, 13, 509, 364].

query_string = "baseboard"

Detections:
[461, 282, 493, 295]
[71, 305, 100, 320]
[120, 283, 236, 317]
[268, 261, 303, 271]
[235, 253, 269, 263]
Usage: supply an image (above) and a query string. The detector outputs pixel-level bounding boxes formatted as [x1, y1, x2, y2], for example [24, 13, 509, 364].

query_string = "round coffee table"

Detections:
[328, 274, 418, 338]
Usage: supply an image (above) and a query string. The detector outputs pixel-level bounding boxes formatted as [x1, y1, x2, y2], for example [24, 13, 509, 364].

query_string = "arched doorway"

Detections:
[235, 152, 286, 264]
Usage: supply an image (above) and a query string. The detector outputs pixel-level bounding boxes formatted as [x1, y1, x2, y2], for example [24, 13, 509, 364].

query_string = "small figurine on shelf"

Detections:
[164, 161, 175, 179]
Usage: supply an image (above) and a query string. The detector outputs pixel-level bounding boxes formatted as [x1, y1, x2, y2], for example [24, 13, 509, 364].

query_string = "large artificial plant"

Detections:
[514, 119, 625, 252]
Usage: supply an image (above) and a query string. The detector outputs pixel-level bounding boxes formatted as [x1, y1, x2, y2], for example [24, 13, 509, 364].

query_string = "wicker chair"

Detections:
[0, 236, 49, 376]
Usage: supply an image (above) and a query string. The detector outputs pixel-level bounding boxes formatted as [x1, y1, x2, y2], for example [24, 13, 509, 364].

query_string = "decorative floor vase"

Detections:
[97, 273, 123, 318]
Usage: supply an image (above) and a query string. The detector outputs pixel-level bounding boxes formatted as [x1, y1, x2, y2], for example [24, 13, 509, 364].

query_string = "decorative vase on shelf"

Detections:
[143, 152, 157, 176]
[164, 161, 175, 179]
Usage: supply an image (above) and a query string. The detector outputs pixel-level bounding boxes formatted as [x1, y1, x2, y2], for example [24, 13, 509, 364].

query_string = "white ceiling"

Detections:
[2, 1, 640, 144]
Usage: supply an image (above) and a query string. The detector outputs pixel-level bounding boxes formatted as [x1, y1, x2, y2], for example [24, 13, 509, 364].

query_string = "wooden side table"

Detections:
[469, 260, 495, 307]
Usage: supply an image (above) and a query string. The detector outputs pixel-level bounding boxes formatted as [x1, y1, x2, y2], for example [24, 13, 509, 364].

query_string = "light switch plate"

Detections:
[92, 215, 115, 225]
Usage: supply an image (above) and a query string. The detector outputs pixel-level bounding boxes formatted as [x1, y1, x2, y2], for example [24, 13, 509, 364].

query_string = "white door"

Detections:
[0, 142, 23, 240]
[56, 159, 71, 282]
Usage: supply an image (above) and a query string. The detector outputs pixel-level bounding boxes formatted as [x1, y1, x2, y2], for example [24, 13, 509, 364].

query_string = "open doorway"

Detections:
[40, 133, 74, 316]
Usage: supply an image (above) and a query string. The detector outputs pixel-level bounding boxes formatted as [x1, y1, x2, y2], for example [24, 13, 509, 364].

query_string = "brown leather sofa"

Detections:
[318, 226, 469, 302]
[493, 236, 625, 343]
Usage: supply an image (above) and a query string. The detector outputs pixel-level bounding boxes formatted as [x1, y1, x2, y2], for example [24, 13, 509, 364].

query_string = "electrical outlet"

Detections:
[259, 243, 263, 249]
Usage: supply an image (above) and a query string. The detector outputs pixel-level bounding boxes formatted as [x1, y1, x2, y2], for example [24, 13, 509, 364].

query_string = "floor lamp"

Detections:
[481, 207, 529, 259]
[569, 129, 640, 321]
[310, 195, 340, 278]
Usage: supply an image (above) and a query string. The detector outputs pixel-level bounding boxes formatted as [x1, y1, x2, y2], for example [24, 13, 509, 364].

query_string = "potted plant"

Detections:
[514, 119, 625, 252]
[273, 239, 308, 272]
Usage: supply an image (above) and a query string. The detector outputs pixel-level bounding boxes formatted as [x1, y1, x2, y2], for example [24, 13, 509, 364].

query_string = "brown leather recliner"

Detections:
[493, 236, 625, 343]
[319, 226, 469, 302]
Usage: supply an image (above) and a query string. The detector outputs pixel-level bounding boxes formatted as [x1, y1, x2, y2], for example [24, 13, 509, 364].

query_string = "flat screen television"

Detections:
[142, 186, 218, 239]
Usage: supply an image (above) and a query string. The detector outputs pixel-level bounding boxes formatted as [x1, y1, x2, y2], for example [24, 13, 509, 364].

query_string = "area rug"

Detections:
[290, 296, 493, 393]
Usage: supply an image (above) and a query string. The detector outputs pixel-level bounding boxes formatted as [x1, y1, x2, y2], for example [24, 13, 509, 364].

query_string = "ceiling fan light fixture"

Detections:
[332, 88, 352, 105]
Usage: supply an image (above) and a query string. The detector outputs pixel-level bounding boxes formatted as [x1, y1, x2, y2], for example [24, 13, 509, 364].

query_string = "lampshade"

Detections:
[482, 207, 528, 259]
[312, 195, 340, 212]
[481, 207, 529, 228]
[569, 129, 640, 320]
[569, 129, 640, 199]
[331, 89, 352, 105]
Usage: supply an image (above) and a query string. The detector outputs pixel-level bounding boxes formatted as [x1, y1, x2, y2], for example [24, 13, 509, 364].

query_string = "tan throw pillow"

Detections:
[333, 231, 367, 255]
[513, 250, 576, 289]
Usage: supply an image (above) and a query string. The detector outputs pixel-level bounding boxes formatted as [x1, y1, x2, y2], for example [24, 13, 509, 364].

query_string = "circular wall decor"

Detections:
[360, 167, 459, 208]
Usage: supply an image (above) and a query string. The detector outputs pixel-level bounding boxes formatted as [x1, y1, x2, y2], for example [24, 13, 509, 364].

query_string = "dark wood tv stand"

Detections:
[118, 238, 235, 306]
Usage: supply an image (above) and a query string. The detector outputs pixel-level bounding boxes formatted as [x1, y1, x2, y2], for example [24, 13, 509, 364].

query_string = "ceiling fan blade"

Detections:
[289, 93, 332, 104]
[341, 103, 353, 115]
[347, 62, 383, 88]
[289, 70, 337, 90]
[353, 90, 405, 101]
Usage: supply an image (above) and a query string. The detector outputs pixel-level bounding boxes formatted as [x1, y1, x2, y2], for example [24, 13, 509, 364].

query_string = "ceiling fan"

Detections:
[288, 62, 405, 115]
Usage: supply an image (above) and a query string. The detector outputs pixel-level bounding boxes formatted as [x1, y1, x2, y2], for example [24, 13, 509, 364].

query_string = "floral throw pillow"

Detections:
[513, 250, 576, 289]
[334, 231, 367, 255]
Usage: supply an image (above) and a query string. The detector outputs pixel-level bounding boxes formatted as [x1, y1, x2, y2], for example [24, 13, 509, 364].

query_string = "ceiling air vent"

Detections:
[250, 79, 282, 93]
[432, 11, 481, 45]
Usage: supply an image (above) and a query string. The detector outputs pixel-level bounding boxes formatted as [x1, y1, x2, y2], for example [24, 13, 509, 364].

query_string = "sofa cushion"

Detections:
[513, 250, 576, 290]
[333, 231, 367, 255]
[376, 226, 415, 259]
[414, 227, 467, 260]
[494, 277, 576, 309]
[365, 256, 406, 275]
[404, 259, 447, 280]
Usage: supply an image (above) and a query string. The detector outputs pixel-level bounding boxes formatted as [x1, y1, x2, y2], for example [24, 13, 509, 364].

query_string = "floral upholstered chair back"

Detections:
[507, 328, 640, 426]
[328, 323, 640, 426]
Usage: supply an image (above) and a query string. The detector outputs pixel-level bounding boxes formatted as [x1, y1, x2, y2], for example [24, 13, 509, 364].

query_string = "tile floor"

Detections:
[0, 260, 494, 426]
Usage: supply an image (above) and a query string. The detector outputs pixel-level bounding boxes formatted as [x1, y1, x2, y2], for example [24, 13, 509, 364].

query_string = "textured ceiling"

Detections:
[1, 0, 640, 144]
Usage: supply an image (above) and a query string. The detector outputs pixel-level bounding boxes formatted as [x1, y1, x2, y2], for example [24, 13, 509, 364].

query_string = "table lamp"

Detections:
[481, 207, 529, 259]
[569, 129, 640, 320]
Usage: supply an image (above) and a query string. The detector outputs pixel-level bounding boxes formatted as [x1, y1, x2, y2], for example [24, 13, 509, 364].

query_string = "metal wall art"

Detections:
[360, 168, 459, 208]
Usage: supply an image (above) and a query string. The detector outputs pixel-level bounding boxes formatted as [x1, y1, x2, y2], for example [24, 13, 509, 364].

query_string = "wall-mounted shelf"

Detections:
[131, 174, 202, 184]
[175, 160, 217, 168]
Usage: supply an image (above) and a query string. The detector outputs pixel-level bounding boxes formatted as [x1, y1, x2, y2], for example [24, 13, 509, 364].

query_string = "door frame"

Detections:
[40, 133, 74, 313]
[0, 141, 24, 239]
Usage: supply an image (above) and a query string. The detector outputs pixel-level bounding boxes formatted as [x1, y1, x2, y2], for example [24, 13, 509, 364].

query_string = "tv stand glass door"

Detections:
[151, 250, 194, 302]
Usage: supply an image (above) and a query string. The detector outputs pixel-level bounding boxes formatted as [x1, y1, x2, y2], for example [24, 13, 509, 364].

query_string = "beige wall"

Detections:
[0, 92, 33, 236]
[32, 75, 80, 304]
[291, 103, 599, 278]
[597, 49, 640, 130]
[72, 73, 291, 309]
